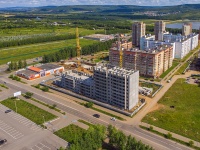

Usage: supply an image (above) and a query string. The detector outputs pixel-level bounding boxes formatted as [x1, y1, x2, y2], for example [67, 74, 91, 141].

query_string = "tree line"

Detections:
[62, 124, 153, 150]
[8, 60, 27, 71]
[42, 39, 115, 63]
[0, 34, 76, 49]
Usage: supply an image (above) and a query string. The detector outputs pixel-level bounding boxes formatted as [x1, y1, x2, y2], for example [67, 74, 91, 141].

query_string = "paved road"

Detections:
[0, 77, 192, 150]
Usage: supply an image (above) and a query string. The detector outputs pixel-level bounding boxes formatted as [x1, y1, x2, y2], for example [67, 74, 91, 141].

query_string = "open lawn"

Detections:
[1, 98, 57, 125]
[0, 27, 103, 37]
[54, 124, 86, 143]
[142, 78, 200, 142]
[0, 39, 98, 65]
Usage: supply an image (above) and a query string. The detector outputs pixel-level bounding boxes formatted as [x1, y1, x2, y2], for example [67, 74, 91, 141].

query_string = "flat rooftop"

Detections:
[17, 69, 38, 76]
[95, 65, 137, 76]
[38, 64, 62, 70]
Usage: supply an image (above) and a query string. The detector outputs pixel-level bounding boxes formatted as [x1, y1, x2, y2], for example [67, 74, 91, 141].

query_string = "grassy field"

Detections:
[1, 98, 57, 125]
[54, 124, 86, 143]
[142, 78, 200, 142]
[0, 39, 98, 65]
[0, 27, 103, 37]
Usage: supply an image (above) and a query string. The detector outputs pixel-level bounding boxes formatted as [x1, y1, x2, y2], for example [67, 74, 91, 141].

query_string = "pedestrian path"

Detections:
[0, 120, 24, 139]
[0, 104, 42, 132]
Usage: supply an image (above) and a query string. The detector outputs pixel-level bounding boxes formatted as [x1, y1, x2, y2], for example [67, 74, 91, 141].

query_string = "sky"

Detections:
[0, 0, 200, 8]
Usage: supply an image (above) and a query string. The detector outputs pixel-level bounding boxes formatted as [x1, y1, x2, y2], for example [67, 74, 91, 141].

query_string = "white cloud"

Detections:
[0, 0, 199, 7]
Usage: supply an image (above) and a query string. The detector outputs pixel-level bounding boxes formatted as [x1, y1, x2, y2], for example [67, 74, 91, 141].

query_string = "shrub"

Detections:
[85, 102, 94, 108]
[148, 126, 153, 131]
[188, 140, 194, 147]
[35, 84, 40, 89]
[165, 132, 172, 139]
[25, 92, 33, 98]
[42, 87, 49, 92]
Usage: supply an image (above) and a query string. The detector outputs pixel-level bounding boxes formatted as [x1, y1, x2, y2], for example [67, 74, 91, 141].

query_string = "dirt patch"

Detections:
[149, 103, 165, 113]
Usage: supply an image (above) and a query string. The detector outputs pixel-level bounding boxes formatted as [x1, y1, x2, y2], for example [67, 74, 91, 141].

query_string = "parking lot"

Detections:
[0, 104, 67, 150]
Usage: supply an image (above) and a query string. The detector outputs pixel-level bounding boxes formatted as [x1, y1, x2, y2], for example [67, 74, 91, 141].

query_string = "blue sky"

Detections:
[0, 0, 200, 8]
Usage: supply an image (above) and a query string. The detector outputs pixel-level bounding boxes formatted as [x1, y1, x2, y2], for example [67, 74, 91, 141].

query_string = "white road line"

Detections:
[39, 143, 51, 149]
[35, 145, 43, 150]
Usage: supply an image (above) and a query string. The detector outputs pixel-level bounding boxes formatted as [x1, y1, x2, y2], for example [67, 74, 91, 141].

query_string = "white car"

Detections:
[110, 117, 116, 121]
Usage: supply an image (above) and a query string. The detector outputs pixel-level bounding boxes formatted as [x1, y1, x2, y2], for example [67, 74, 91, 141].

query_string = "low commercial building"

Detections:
[56, 65, 139, 110]
[83, 34, 114, 42]
[16, 64, 64, 80]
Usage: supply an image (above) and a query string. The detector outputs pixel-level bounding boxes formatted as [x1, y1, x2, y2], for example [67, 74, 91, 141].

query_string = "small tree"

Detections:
[23, 60, 27, 68]
[42, 86, 49, 92]
[165, 132, 172, 139]
[188, 140, 194, 147]
[85, 102, 93, 108]
[18, 60, 23, 69]
[25, 92, 33, 98]
[148, 126, 153, 131]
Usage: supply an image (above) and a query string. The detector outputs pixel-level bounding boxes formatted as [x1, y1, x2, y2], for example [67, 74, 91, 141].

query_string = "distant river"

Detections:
[166, 22, 200, 30]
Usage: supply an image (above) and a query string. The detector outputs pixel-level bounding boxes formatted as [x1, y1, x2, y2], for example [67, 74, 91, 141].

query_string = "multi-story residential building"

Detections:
[199, 27, 200, 45]
[182, 22, 192, 36]
[56, 66, 139, 110]
[94, 66, 139, 110]
[154, 21, 166, 41]
[109, 43, 173, 78]
[132, 22, 146, 47]
[163, 33, 199, 58]
[56, 70, 94, 98]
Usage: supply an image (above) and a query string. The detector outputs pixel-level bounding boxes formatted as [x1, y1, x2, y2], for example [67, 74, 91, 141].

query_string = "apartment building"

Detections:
[132, 22, 146, 47]
[163, 33, 199, 58]
[56, 66, 139, 110]
[154, 21, 166, 41]
[182, 22, 192, 36]
[94, 66, 139, 110]
[109, 44, 173, 78]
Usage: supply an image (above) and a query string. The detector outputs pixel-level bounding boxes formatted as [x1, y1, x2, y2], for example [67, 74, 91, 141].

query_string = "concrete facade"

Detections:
[56, 66, 139, 110]
[154, 21, 166, 41]
[132, 22, 146, 47]
[182, 23, 192, 36]
[109, 43, 173, 78]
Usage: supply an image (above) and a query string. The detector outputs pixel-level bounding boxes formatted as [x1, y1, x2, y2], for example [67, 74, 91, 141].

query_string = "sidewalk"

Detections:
[140, 122, 200, 147]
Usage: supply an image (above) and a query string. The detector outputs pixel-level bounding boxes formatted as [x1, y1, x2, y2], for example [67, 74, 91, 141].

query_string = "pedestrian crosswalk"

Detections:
[0, 104, 42, 132]
[0, 120, 24, 139]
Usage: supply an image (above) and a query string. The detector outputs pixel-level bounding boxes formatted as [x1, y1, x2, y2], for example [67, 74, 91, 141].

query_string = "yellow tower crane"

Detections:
[76, 27, 81, 68]
[119, 44, 123, 68]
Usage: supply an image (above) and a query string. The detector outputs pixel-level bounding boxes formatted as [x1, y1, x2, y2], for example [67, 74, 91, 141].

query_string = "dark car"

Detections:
[0, 139, 7, 145]
[5, 110, 12, 113]
[93, 114, 100, 118]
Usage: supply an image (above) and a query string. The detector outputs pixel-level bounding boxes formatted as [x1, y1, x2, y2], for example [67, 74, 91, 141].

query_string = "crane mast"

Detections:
[76, 27, 81, 68]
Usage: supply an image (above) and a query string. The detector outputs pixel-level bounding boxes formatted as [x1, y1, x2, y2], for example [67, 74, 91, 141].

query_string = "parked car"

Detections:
[0, 139, 7, 145]
[110, 117, 116, 121]
[5, 110, 12, 113]
[93, 114, 100, 118]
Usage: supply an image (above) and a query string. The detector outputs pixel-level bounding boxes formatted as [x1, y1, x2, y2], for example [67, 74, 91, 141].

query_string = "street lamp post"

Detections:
[14, 100, 17, 113]
[43, 116, 45, 124]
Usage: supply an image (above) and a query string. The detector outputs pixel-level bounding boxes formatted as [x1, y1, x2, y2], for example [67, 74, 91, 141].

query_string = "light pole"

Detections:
[14, 100, 17, 113]
[43, 116, 45, 124]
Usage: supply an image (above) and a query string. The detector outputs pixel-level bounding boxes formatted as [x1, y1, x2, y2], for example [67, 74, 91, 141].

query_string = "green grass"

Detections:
[78, 119, 95, 128]
[160, 60, 180, 78]
[142, 78, 200, 142]
[54, 124, 86, 143]
[175, 62, 190, 75]
[1, 98, 57, 125]
[0, 38, 98, 65]
[0, 27, 102, 37]
[0, 84, 9, 89]
[139, 125, 200, 150]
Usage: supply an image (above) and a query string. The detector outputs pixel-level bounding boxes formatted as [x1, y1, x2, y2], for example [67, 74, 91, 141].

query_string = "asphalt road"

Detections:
[0, 77, 192, 150]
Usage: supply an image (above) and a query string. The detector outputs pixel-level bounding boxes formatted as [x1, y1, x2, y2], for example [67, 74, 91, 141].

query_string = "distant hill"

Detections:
[0, 4, 199, 14]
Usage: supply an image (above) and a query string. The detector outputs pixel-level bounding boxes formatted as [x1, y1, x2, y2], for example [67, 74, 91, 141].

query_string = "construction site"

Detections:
[41, 28, 146, 113]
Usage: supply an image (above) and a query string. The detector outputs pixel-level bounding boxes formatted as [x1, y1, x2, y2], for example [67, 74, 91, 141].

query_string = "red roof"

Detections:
[28, 66, 42, 73]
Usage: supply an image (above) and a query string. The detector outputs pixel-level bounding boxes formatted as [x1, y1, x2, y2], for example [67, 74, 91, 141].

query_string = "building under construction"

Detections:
[56, 65, 139, 110]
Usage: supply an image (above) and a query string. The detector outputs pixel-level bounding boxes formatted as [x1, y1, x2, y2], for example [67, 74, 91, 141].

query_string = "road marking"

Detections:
[38, 142, 51, 149]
